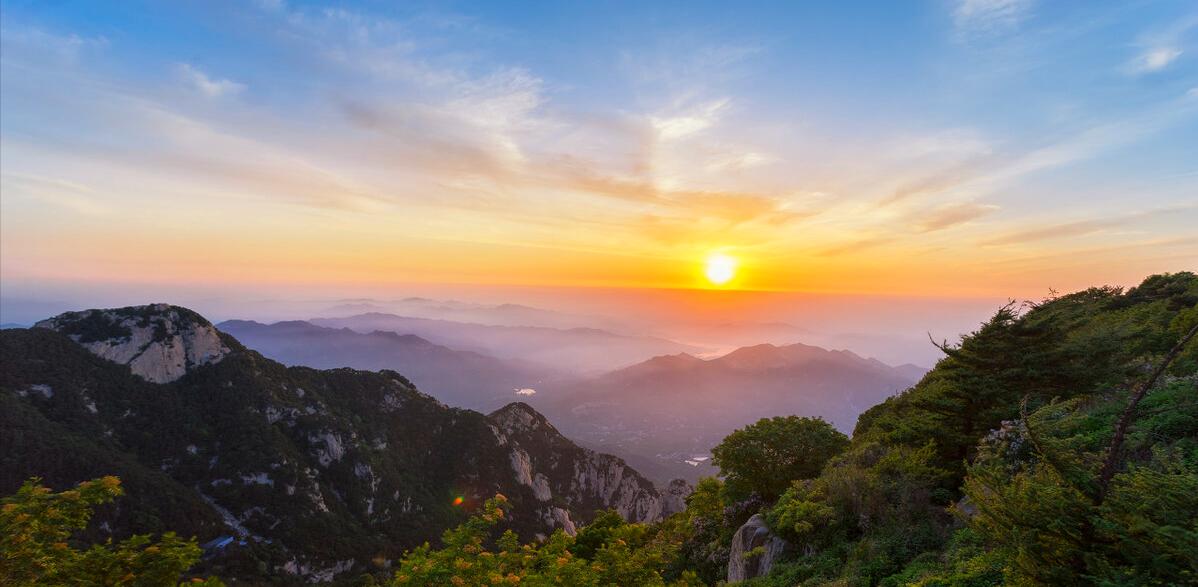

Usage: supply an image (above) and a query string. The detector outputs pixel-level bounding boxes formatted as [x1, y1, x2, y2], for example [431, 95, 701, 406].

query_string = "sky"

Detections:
[1, 0, 1196, 311]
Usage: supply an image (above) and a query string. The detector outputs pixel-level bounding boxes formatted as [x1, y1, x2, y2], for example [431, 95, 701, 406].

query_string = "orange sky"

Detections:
[2, 2, 1196, 304]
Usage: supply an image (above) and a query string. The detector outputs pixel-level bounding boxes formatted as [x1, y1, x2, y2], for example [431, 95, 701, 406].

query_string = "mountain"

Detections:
[1, 305, 686, 583]
[661, 321, 814, 350]
[311, 313, 707, 374]
[319, 297, 622, 331]
[218, 319, 548, 411]
[537, 342, 923, 484]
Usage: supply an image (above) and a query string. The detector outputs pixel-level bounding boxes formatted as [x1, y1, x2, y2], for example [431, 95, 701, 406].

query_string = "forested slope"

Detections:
[385, 272, 1198, 587]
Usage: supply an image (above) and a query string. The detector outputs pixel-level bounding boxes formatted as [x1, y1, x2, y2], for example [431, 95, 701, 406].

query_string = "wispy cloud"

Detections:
[0, 172, 108, 216]
[916, 202, 999, 232]
[0, 27, 107, 64]
[953, 0, 1034, 36]
[651, 99, 729, 141]
[979, 206, 1194, 246]
[981, 218, 1117, 246]
[176, 63, 245, 98]
[1129, 47, 1182, 74]
[818, 236, 896, 257]
[1126, 15, 1196, 74]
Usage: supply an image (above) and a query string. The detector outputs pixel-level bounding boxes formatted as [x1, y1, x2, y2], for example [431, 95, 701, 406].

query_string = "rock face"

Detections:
[3, 304, 689, 584]
[489, 402, 690, 534]
[35, 304, 230, 383]
[728, 514, 790, 583]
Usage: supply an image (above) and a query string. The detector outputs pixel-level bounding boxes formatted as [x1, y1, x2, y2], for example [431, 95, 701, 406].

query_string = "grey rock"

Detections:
[728, 514, 790, 583]
[36, 304, 230, 383]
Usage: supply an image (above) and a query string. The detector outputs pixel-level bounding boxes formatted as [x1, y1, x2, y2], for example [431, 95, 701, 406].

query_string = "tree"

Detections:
[389, 494, 702, 586]
[711, 416, 849, 502]
[665, 477, 733, 584]
[0, 476, 223, 586]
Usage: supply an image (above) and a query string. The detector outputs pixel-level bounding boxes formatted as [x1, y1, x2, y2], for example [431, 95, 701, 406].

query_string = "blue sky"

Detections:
[1, 0, 1195, 299]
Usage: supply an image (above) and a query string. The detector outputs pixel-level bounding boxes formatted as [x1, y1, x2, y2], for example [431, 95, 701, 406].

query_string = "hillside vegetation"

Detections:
[1, 307, 683, 584]
[386, 272, 1198, 586]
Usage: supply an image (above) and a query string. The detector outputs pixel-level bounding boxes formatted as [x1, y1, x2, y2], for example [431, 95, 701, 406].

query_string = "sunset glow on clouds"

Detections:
[1, 1, 1196, 300]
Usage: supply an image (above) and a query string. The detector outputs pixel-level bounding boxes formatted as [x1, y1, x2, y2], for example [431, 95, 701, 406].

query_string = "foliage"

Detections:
[389, 494, 701, 586]
[760, 441, 953, 584]
[663, 477, 735, 584]
[712, 415, 849, 502]
[0, 476, 222, 586]
[748, 272, 1198, 586]
[961, 377, 1198, 586]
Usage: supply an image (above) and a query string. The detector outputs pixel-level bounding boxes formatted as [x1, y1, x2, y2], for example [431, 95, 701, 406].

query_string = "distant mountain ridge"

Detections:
[218, 319, 546, 411]
[320, 297, 618, 331]
[538, 342, 924, 484]
[312, 312, 707, 374]
[2, 304, 686, 583]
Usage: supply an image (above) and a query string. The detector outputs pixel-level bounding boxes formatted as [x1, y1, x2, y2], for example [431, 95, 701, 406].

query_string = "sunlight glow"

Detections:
[704, 254, 738, 286]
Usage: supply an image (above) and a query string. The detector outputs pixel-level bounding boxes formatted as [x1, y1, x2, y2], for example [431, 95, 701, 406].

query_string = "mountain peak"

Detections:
[489, 402, 557, 436]
[35, 304, 231, 383]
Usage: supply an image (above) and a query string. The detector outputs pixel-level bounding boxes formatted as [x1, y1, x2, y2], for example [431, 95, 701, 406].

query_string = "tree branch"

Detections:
[1093, 323, 1198, 505]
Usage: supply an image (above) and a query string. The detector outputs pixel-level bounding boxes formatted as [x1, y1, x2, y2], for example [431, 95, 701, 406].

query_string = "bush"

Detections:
[712, 416, 849, 502]
[0, 476, 222, 586]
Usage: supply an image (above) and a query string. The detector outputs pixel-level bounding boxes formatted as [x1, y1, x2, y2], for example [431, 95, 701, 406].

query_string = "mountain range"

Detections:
[0, 304, 686, 583]
[215, 314, 923, 486]
[537, 343, 924, 484]
[218, 319, 547, 412]
[311, 312, 706, 374]
[321, 297, 618, 331]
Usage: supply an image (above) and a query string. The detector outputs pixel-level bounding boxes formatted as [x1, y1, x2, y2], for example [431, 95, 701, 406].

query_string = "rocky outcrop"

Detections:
[5, 306, 691, 584]
[662, 478, 691, 514]
[489, 402, 690, 532]
[728, 514, 790, 583]
[35, 304, 230, 383]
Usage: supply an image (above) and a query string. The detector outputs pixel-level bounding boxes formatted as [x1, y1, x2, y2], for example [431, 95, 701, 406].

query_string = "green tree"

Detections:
[665, 477, 732, 584]
[0, 476, 222, 586]
[712, 416, 849, 502]
[390, 494, 701, 587]
[569, 509, 625, 560]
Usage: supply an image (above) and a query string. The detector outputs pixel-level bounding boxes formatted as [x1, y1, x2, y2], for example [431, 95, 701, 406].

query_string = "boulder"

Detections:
[728, 513, 789, 583]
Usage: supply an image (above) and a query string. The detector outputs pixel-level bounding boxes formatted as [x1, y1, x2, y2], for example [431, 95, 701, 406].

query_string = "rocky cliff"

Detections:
[35, 304, 230, 383]
[489, 402, 688, 535]
[3, 305, 689, 583]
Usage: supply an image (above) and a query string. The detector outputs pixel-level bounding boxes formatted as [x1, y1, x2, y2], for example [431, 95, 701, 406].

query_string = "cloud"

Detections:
[916, 202, 999, 232]
[651, 99, 729, 141]
[0, 27, 107, 64]
[978, 206, 1196, 246]
[176, 63, 245, 98]
[880, 167, 975, 207]
[981, 218, 1123, 246]
[818, 236, 896, 257]
[944, 105, 1190, 201]
[953, 0, 1034, 36]
[1127, 16, 1196, 74]
[704, 150, 775, 173]
[0, 172, 108, 216]
[1130, 47, 1183, 73]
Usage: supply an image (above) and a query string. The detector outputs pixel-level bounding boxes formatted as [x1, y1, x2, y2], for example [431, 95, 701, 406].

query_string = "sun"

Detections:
[704, 253, 738, 286]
